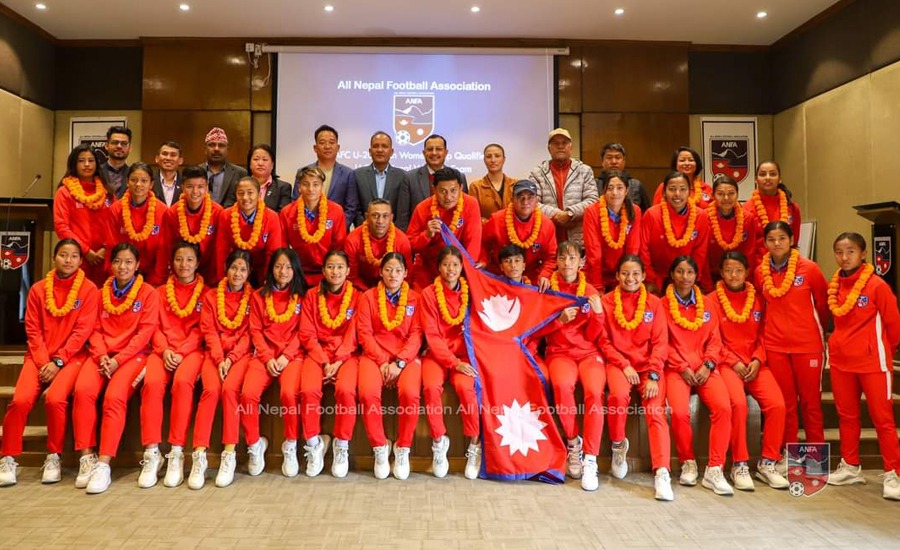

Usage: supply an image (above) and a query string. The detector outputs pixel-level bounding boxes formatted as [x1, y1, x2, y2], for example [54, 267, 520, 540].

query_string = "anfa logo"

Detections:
[703, 311, 711, 322]
[206, 225, 215, 236]
[691, 230, 699, 241]
[262, 233, 269, 243]
[643, 311, 654, 323]
[405, 305, 415, 317]
[857, 295, 869, 308]
[786, 443, 830, 497]
[294, 302, 302, 315]
[151, 225, 160, 236]
[393, 94, 434, 146]
[710, 138, 749, 184]
[875, 236, 892, 275]
[345, 308, 354, 319]
[580, 302, 591, 314]
[74, 298, 82, 310]
[752, 310, 762, 322]
[793, 275, 805, 287]
[132, 300, 143, 313]
[0, 231, 30, 270]
[325, 219, 334, 230]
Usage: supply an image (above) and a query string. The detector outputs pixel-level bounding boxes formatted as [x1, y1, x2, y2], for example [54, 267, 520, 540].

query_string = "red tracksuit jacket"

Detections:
[583, 203, 642, 290]
[90, 280, 160, 364]
[601, 290, 667, 375]
[408, 195, 482, 280]
[344, 225, 412, 291]
[544, 278, 612, 361]
[754, 256, 829, 354]
[280, 199, 347, 280]
[356, 286, 423, 365]
[652, 180, 713, 209]
[661, 289, 723, 372]
[481, 209, 557, 283]
[25, 271, 100, 365]
[640, 203, 712, 291]
[419, 282, 468, 369]
[152, 278, 205, 356]
[108, 195, 169, 285]
[53, 181, 113, 256]
[743, 193, 802, 258]
[706, 207, 760, 277]
[215, 206, 283, 284]
[705, 284, 766, 367]
[298, 283, 360, 364]
[248, 288, 304, 363]
[200, 286, 252, 365]
[159, 197, 224, 284]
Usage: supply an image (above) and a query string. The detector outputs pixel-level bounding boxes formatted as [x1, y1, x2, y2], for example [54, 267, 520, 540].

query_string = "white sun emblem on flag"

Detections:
[494, 399, 548, 457]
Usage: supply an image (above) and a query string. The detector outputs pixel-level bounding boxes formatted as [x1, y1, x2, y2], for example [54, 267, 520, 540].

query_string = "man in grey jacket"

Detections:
[528, 128, 598, 245]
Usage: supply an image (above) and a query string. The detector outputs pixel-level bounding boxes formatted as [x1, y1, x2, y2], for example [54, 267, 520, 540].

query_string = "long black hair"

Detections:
[599, 171, 636, 222]
[261, 247, 308, 297]
[63, 144, 113, 196]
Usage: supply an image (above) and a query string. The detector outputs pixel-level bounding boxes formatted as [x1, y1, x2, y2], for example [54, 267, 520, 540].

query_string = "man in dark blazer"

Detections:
[151, 141, 184, 207]
[354, 131, 406, 227]
[199, 127, 247, 207]
[293, 124, 359, 229]
[396, 134, 468, 230]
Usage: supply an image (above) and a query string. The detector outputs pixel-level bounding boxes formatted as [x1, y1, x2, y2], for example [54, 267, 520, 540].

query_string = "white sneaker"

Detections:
[164, 450, 184, 487]
[41, 453, 61, 484]
[679, 459, 698, 486]
[75, 454, 97, 489]
[281, 440, 299, 478]
[138, 448, 164, 488]
[331, 439, 349, 478]
[373, 441, 391, 480]
[86, 462, 112, 494]
[0, 456, 17, 486]
[392, 443, 410, 480]
[755, 459, 789, 489]
[731, 463, 755, 491]
[215, 450, 237, 487]
[610, 439, 629, 479]
[464, 442, 482, 480]
[431, 435, 450, 478]
[188, 451, 207, 490]
[701, 466, 735, 496]
[655, 468, 674, 501]
[775, 455, 788, 478]
[247, 437, 268, 476]
[828, 459, 866, 486]
[304, 435, 330, 477]
[883, 471, 900, 501]
[566, 436, 583, 479]
[581, 457, 599, 492]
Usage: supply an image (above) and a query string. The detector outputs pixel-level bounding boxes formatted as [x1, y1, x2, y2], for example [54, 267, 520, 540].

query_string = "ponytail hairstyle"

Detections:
[755, 160, 793, 201]
[599, 170, 636, 222]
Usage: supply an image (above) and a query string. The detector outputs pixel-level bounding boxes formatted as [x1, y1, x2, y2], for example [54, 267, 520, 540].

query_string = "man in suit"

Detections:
[293, 124, 359, 229]
[200, 127, 247, 207]
[396, 134, 468, 230]
[152, 141, 184, 207]
[354, 131, 406, 227]
[99, 125, 132, 199]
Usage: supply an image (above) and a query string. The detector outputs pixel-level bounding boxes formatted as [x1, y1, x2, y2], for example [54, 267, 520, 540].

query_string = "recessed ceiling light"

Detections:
[614, 8, 624, 16]
[179, 3, 190, 11]
[324, 5, 334, 12]
[471, 6, 481, 13]
[35, 3, 46, 9]
[757, 11, 768, 18]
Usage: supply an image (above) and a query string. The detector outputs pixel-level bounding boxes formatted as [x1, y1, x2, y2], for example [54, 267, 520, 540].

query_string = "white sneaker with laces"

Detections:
[431, 435, 450, 478]
[188, 450, 208, 490]
[828, 459, 866, 486]
[0, 456, 17, 486]
[755, 459, 789, 489]
[138, 448, 163, 488]
[215, 450, 237, 487]
[883, 471, 900, 501]
[75, 454, 97, 489]
[282, 440, 299, 478]
[566, 436, 583, 479]
[393, 443, 410, 480]
[775, 455, 788, 478]
[247, 436, 268, 476]
[86, 462, 112, 494]
[464, 442, 482, 480]
[304, 435, 330, 477]
[731, 463, 755, 491]
[655, 468, 674, 501]
[373, 441, 391, 480]
[331, 439, 349, 478]
[41, 453, 61, 484]
[702, 465, 735, 496]
[679, 459, 698, 486]
[581, 457, 599, 492]
[164, 450, 184, 487]
[610, 439, 629, 479]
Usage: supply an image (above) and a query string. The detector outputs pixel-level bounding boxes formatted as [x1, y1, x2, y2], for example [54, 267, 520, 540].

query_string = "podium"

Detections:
[0, 199, 53, 350]
[853, 201, 900, 296]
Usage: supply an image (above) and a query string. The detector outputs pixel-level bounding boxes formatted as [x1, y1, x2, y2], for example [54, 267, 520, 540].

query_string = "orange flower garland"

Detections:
[707, 202, 744, 251]
[378, 281, 409, 331]
[62, 176, 107, 210]
[121, 191, 157, 242]
[613, 284, 647, 330]
[752, 189, 790, 226]
[689, 180, 704, 205]
[318, 283, 354, 329]
[431, 194, 464, 233]
[165, 275, 205, 319]
[362, 223, 396, 266]
[760, 249, 799, 298]
[550, 271, 587, 297]
[715, 281, 755, 323]
[505, 205, 542, 249]
[266, 291, 300, 323]
[666, 284, 705, 331]
[434, 276, 469, 326]
[44, 269, 85, 317]
[176, 194, 213, 244]
[101, 275, 144, 316]
[216, 279, 252, 330]
[297, 195, 329, 244]
[598, 197, 629, 250]
[827, 263, 875, 317]
[230, 200, 266, 250]
[660, 202, 698, 248]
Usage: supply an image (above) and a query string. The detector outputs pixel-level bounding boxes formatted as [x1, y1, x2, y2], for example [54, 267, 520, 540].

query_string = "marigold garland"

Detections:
[266, 290, 300, 323]
[666, 284, 705, 331]
[177, 194, 213, 244]
[319, 283, 354, 329]
[362, 223, 396, 266]
[216, 279, 252, 330]
[431, 194, 464, 233]
[44, 269, 85, 317]
[613, 284, 647, 330]
[598, 197, 629, 250]
[165, 275, 204, 319]
[827, 263, 875, 317]
[101, 275, 144, 316]
[434, 276, 469, 326]
[62, 176, 107, 210]
[752, 189, 790, 226]
[230, 201, 266, 250]
[660, 202, 698, 248]
[689, 180, 705, 205]
[550, 271, 587, 297]
[715, 281, 755, 323]
[707, 202, 744, 251]
[121, 191, 157, 242]
[761, 249, 799, 298]
[377, 281, 409, 331]
[505, 205, 542, 249]
[297, 195, 329, 244]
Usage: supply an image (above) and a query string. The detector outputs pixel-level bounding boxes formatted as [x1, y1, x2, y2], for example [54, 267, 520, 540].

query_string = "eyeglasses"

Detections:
[108, 140, 130, 147]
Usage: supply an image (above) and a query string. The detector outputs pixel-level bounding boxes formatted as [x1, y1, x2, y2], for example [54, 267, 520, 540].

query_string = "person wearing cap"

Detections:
[528, 128, 598, 245]
[481, 179, 557, 291]
[296, 124, 359, 231]
[397, 134, 469, 231]
[200, 127, 247, 206]
[600, 143, 651, 212]
[468, 143, 516, 222]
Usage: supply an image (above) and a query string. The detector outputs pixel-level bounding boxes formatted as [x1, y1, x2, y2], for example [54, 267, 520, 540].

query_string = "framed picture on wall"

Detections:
[701, 117, 758, 201]
[69, 116, 128, 164]
[798, 220, 817, 259]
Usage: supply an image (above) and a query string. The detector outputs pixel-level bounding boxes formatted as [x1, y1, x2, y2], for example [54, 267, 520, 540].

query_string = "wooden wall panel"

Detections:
[251, 51, 274, 112]
[581, 112, 688, 169]
[557, 46, 582, 114]
[141, 110, 251, 167]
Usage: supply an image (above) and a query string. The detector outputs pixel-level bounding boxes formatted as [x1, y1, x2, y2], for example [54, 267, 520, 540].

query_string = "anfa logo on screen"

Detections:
[0, 232, 30, 270]
[393, 93, 434, 146]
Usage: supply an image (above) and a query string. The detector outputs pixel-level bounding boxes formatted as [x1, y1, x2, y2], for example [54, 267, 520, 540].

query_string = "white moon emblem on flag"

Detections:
[494, 399, 548, 456]
[477, 294, 521, 332]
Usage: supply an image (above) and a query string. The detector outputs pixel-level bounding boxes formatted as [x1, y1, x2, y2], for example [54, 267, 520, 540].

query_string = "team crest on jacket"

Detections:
[857, 295, 869, 308]
[345, 308, 354, 319]
[132, 300, 143, 313]
[325, 219, 334, 230]
[531, 243, 541, 253]
[691, 230, 698, 241]
[195, 302, 203, 312]
[207, 225, 215, 236]
[151, 225, 160, 236]
[752, 310, 762, 322]
[405, 305, 415, 316]
[457, 218, 464, 229]
[742, 231, 749, 242]
[262, 232, 269, 243]
[643, 311, 654, 323]
[703, 311, 711, 322]
[294, 302, 302, 315]
[73, 298, 82, 310]
[701, 193, 710, 202]
[580, 302, 591, 314]
[793, 275, 805, 287]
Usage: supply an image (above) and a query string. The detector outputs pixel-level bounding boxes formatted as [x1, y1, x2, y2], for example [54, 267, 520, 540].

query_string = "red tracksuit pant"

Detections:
[299, 357, 359, 442]
[607, 367, 671, 471]
[666, 370, 732, 467]
[358, 356, 421, 448]
[831, 368, 900, 473]
[73, 355, 147, 457]
[720, 366, 786, 462]
[202, 356, 251, 446]
[767, 350, 824, 447]
[239, 358, 302, 446]
[1, 354, 87, 456]
[422, 357, 480, 439]
[139, 350, 205, 447]
[547, 354, 606, 456]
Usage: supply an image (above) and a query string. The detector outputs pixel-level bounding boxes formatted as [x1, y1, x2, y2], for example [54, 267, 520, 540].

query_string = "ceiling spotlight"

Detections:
[757, 11, 768, 18]
[614, 8, 624, 15]
[35, 3, 47, 9]
[324, 4, 334, 11]
[179, 3, 190, 11]
[471, 6, 481, 13]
